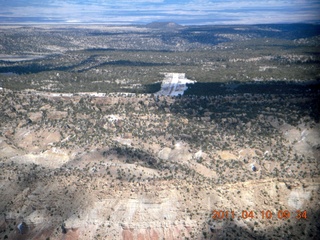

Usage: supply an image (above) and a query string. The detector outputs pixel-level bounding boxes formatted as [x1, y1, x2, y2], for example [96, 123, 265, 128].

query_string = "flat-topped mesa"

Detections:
[156, 73, 196, 96]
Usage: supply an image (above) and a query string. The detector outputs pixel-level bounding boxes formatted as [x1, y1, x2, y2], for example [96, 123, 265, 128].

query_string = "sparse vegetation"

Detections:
[0, 23, 319, 240]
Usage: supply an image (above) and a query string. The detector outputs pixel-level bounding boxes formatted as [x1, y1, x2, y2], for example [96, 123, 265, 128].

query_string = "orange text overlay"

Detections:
[212, 210, 307, 220]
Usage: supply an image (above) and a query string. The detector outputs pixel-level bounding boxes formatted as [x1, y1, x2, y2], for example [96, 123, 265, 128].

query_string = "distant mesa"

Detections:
[146, 21, 183, 29]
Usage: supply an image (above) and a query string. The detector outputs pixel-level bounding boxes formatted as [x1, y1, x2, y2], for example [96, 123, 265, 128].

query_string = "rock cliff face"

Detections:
[0, 90, 319, 239]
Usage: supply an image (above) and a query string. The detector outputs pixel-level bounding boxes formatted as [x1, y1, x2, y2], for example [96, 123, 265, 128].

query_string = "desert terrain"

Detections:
[0, 23, 319, 239]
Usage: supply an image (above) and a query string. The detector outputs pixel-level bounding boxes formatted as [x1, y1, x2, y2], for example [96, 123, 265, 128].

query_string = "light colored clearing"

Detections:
[0, 137, 23, 158]
[271, 118, 320, 155]
[0, 54, 47, 62]
[158, 147, 171, 160]
[156, 73, 195, 96]
[13, 128, 61, 150]
[229, 56, 274, 63]
[10, 148, 70, 168]
[287, 189, 312, 209]
[259, 66, 278, 71]
[194, 150, 203, 160]
[238, 148, 258, 159]
[77, 92, 106, 97]
[104, 114, 122, 122]
[114, 136, 132, 146]
[217, 150, 238, 160]
[191, 163, 217, 179]
[44, 45, 68, 52]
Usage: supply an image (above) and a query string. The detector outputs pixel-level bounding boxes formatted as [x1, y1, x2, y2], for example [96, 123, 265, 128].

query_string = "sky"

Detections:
[0, 0, 320, 25]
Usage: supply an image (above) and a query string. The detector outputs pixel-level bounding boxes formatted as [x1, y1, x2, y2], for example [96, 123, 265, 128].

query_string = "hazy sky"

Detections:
[1, 0, 320, 25]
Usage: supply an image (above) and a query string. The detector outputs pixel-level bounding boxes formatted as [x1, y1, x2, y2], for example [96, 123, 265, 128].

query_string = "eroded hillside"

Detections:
[0, 84, 319, 239]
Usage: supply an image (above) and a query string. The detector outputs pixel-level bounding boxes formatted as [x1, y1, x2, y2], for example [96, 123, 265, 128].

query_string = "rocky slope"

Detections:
[0, 88, 319, 239]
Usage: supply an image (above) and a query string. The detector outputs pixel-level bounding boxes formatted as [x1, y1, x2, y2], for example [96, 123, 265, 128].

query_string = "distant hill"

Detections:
[146, 21, 183, 30]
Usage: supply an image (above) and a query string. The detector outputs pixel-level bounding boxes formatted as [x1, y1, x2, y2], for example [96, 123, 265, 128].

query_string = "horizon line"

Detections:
[0, 21, 319, 26]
